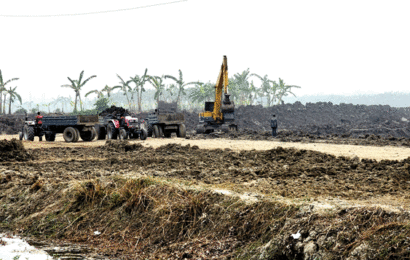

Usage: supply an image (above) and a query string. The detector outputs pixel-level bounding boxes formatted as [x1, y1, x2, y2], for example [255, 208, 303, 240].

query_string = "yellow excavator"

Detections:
[195, 55, 238, 133]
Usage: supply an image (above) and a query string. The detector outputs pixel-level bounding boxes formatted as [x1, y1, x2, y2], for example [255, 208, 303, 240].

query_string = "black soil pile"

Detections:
[0, 115, 25, 134]
[103, 140, 144, 152]
[182, 102, 410, 138]
[99, 105, 130, 117]
[0, 139, 32, 161]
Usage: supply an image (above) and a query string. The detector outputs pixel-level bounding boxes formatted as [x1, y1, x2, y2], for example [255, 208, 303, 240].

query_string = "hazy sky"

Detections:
[1, 0, 410, 103]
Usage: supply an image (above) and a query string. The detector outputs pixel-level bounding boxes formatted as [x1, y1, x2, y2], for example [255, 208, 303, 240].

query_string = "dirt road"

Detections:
[2, 134, 410, 161]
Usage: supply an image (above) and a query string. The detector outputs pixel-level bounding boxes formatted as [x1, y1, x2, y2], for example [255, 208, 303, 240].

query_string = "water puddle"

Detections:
[0, 234, 52, 260]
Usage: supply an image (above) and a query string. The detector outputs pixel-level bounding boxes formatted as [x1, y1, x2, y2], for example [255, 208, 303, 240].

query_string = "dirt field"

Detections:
[1, 136, 410, 259]
[2, 134, 410, 161]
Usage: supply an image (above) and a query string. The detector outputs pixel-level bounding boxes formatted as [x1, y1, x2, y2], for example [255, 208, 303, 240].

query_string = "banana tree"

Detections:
[113, 74, 132, 110]
[276, 78, 300, 104]
[188, 82, 214, 107]
[85, 89, 104, 99]
[61, 71, 96, 113]
[164, 69, 201, 107]
[147, 75, 166, 105]
[251, 74, 275, 106]
[129, 69, 149, 112]
[0, 70, 19, 114]
[6, 86, 22, 114]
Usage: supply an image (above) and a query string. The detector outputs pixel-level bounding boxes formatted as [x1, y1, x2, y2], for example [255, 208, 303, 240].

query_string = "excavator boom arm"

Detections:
[213, 56, 228, 118]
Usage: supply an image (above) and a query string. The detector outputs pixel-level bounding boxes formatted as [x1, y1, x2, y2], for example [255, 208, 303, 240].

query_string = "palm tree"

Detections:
[53, 96, 72, 113]
[276, 78, 300, 104]
[6, 86, 22, 114]
[61, 71, 96, 113]
[129, 69, 149, 112]
[113, 75, 132, 109]
[232, 69, 255, 105]
[101, 85, 115, 98]
[189, 82, 215, 106]
[0, 70, 19, 114]
[85, 89, 104, 99]
[147, 75, 166, 105]
[251, 74, 276, 106]
[164, 70, 200, 107]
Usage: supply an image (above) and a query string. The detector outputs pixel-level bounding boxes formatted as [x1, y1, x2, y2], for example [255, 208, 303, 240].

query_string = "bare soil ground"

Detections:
[1, 137, 410, 259]
[2, 134, 410, 161]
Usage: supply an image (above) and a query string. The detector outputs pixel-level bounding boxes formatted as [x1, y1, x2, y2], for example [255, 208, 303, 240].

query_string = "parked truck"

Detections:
[145, 101, 186, 138]
[19, 114, 98, 142]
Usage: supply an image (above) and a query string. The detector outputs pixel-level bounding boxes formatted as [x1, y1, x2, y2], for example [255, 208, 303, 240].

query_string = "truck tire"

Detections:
[195, 125, 205, 134]
[164, 131, 172, 138]
[45, 132, 56, 142]
[80, 131, 94, 142]
[24, 125, 35, 141]
[39, 136, 43, 142]
[140, 129, 147, 140]
[63, 127, 77, 142]
[177, 124, 186, 138]
[95, 124, 106, 140]
[19, 131, 23, 140]
[74, 128, 80, 142]
[153, 125, 160, 138]
[107, 122, 117, 139]
[119, 129, 128, 140]
[147, 124, 153, 137]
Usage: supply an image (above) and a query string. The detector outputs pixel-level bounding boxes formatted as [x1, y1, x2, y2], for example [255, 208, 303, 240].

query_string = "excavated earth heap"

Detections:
[0, 139, 32, 162]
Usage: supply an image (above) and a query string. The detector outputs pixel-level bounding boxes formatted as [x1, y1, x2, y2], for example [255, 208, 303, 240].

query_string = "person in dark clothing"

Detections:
[271, 114, 278, 137]
[35, 112, 43, 125]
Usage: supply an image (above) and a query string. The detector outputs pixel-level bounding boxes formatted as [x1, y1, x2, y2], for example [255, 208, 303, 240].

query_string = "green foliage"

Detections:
[61, 70, 97, 113]
[94, 97, 109, 113]
[14, 107, 27, 114]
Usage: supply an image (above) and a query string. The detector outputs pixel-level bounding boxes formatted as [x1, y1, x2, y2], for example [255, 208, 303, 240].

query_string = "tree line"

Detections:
[0, 68, 300, 114]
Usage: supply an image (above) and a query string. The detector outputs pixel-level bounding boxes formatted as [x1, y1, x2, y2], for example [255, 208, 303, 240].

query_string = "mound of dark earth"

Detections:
[0, 139, 32, 161]
[99, 105, 130, 117]
[103, 140, 144, 152]
[182, 102, 410, 138]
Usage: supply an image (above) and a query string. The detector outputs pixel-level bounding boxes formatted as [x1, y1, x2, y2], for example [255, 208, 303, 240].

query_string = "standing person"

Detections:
[271, 114, 278, 137]
[35, 112, 44, 141]
[35, 112, 43, 125]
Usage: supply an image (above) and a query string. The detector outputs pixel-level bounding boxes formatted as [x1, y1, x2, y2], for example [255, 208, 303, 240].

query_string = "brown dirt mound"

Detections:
[0, 139, 32, 162]
[1, 144, 410, 259]
[103, 140, 144, 152]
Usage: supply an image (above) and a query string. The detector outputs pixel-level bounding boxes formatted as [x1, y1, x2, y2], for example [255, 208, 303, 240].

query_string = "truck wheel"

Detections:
[195, 125, 205, 134]
[39, 136, 43, 142]
[74, 128, 80, 142]
[45, 132, 56, 142]
[19, 132, 23, 140]
[164, 131, 172, 138]
[147, 124, 153, 137]
[153, 125, 160, 138]
[94, 125, 105, 140]
[63, 127, 77, 142]
[80, 131, 94, 142]
[140, 129, 148, 140]
[24, 125, 35, 141]
[119, 129, 128, 140]
[107, 123, 117, 139]
[177, 124, 186, 138]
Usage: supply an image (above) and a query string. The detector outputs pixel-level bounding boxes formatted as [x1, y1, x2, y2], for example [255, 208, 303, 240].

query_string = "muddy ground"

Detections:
[1, 138, 410, 259]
